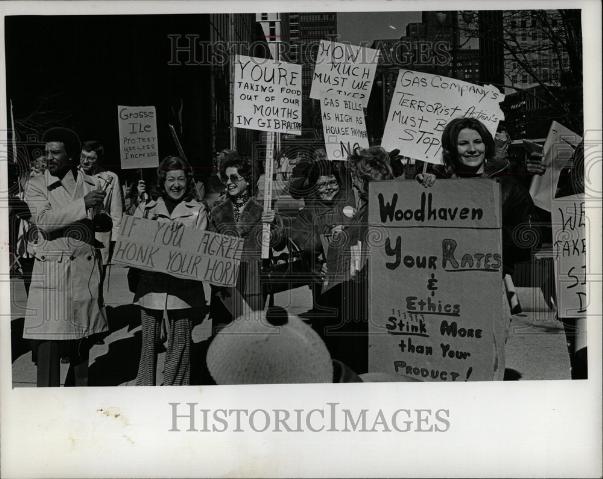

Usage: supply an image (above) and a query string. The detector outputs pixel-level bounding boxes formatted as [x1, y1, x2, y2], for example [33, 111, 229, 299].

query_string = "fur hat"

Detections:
[207, 307, 334, 384]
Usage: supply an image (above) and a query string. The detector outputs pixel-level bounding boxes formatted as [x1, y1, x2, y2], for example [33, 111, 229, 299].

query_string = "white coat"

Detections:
[23, 169, 108, 340]
[132, 197, 208, 311]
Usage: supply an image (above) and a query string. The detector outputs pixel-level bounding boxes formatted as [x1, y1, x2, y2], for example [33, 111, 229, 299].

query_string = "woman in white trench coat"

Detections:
[24, 128, 108, 387]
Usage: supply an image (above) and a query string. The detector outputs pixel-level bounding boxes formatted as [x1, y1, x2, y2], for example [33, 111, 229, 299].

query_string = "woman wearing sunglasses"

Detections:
[209, 153, 286, 325]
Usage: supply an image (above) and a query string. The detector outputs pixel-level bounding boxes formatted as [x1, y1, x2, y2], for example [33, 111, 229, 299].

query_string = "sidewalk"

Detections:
[10, 265, 570, 386]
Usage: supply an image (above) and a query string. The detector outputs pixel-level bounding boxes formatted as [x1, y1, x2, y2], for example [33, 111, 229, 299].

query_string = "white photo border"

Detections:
[1, 1, 601, 477]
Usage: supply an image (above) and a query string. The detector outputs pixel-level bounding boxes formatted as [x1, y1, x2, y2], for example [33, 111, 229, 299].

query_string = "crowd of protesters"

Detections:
[7, 117, 587, 386]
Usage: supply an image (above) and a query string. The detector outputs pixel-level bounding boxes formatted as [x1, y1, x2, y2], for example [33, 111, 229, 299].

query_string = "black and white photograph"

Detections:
[0, 1, 600, 477]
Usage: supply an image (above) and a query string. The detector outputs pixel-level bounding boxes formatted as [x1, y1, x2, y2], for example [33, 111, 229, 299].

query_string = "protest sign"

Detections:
[310, 40, 379, 107]
[233, 55, 302, 135]
[117, 105, 159, 169]
[381, 69, 505, 164]
[113, 215, 244, 287]
[529, 121, 582, 212]
[321, 91, 369, 161]
[551, 194, 586, 317]
[368, 179, 504, 381]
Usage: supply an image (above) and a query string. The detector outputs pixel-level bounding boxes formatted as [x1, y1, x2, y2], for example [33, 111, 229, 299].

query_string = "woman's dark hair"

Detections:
[349, 146, 393, 185]
[441, 118, 495, 172]
[220, 154, 256, 195]
[216, 149, 239, 170]
[307, 160, 339, 189]
[156, 155, 196, 201]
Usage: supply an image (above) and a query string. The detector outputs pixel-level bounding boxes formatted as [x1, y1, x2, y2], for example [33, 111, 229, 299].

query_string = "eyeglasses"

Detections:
[223, 174, 245, 183]
[315, 180, 338, 189]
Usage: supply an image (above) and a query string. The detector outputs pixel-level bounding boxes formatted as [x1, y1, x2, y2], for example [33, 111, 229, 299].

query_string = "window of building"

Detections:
[511, 74, 517, 83]
[521, 32, 526, 41]
[521, 19, 526, 28]
[522, 73, 528, 83]
[261, 13, 268, 21]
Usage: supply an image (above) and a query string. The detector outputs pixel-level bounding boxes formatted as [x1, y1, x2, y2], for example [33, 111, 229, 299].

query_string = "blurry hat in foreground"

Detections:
[207, 307, 333, 384]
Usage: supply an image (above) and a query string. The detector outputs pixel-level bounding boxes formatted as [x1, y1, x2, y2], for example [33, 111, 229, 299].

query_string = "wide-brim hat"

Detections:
[207, 307, 333, 385]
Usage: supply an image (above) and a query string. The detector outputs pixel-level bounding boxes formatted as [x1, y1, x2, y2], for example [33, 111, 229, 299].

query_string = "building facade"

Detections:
[287, 12, 338, 136]
[502, 10, 570, 91]
[210, 14, 268, 160]
[367, 12, 480, 142]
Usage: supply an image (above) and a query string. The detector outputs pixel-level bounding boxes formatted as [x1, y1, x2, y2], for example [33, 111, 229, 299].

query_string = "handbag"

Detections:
[261, 238, 324, 295]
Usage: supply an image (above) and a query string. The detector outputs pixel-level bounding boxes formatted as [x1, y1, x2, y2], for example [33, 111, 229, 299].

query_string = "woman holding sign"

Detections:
[132, 156, 208, 386]
[289, 159, 355, 312]
[301, 147, 394, 374]
[435, 118, 537, 279]
[209, 154, 286, 323]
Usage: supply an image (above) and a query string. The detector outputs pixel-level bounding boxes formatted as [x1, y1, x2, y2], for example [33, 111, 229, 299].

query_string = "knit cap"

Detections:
[207, 307, 334, 384]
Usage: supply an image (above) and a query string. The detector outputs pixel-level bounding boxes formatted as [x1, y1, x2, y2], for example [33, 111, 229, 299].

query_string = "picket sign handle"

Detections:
[422, 161, 428, 174]
[261, 131, 275, 259]
[168, 123, 188, 161]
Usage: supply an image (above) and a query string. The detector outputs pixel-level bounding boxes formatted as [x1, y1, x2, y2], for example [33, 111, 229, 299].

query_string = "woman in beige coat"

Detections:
[132, 156, 208, 386]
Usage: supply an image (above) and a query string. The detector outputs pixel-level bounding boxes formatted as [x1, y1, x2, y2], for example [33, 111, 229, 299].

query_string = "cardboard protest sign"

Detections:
[320, 92, 369, 161]
[310, 40, 379, 107]
[529, 121, 582, 212]
[368, 179, 504, 381]
[551, 194, 586, 317]
[117, 105, 159, 169]
[113, 215, 244, 287]
[233, 55, 302, 135]
[381, 70, 505, 164]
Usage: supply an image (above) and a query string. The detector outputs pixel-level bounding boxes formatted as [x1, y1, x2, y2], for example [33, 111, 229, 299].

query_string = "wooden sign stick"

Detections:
[261, 132, 275, 259]
[168, 123, 188, 161]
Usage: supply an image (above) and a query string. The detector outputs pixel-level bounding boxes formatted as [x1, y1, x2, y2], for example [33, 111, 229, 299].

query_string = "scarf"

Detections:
[231, 191, 250, 223]
[163, 195, 182, 215]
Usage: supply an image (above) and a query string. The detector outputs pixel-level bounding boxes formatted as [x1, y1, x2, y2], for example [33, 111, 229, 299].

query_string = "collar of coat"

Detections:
[46, 168, 97, 192]
[142, 197, 204, 220]
[483, 157, 510, 178]
[79, 167, 117, 188]
[44, 170, 97, 199]
[210, 197, 263, 237]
